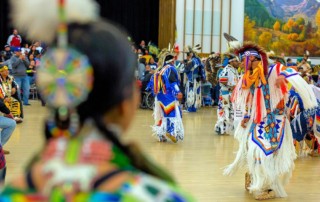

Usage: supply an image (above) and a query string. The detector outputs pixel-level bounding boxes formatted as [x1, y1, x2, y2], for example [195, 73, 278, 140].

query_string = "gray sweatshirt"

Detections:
[10, 55, 29, 77]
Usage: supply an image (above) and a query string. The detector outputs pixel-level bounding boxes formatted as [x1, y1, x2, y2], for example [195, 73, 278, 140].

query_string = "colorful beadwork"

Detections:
[37, 48, 93, 108]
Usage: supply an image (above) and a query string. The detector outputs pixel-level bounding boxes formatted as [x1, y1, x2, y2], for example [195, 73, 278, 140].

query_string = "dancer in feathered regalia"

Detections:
[184, 45, 205, 112]
[149, 49, 184, 143]
[214, 54, 240, 135]
[224, 42, 317, 200]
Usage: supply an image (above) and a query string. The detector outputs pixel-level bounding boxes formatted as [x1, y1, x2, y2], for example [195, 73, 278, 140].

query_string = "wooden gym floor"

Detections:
[4, 100, 320, 201]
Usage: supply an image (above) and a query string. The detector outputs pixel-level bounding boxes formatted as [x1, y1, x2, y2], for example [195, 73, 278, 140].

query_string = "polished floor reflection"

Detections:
[5, 101, 320, 201]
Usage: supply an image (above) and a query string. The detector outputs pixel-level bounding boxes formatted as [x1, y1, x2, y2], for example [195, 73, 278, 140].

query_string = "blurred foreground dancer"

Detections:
[0, 0, 193, 201]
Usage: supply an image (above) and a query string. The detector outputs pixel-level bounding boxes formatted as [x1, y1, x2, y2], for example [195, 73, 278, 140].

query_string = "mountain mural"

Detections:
[258, 0, 320, 21]
[244, 0, 320, 56]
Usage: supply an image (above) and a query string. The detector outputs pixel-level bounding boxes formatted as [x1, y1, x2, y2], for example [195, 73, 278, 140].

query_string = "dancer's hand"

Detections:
[177, 92, 183, 101]
[275, 75, 286, 88]
[241, 117, 249, 128]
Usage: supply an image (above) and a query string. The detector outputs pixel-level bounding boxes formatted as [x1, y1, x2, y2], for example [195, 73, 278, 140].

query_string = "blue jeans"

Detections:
[14, 76, 30, 105]
[28, 75, 35, 85]
[0, 116, 16, 145]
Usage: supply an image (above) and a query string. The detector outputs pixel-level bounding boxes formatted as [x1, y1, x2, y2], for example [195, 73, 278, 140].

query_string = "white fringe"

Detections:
[152, 100, 184, 142]
[233, 77, 252, 116]
[247, 117, 296, 197]
[10, 0, 99, 42]
[268, 65, 285, 112]
[223, 119, 252, 176]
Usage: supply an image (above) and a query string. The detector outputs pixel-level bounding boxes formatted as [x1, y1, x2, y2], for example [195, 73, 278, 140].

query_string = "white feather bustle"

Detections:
[228, 41, 241, 50]
[10, 0, 99, 42]
[284, 72, 317, 110]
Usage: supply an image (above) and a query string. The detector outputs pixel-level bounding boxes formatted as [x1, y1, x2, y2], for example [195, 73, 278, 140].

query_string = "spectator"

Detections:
[286, 58, 296, 67]
[297, 58, 311, 73]
[140, 40, 146, 49]
[141, 49, 152, 63]
[10, 48, 31, 106]
[1, 46, 13, 74]
[27, 54, 36, 85]
[138, 57, 146, 81]
[33, 41, 43, 54]
[142, 64, 154, 91]
[148, 56, 158, 70]
[21, 43, 30, 55]
[0, 99, 16, 154]
[0, 66, 23, 123]
[7, 29, 22, 50]
[28, 45, 40, 58]
[3, 45, 12, 61]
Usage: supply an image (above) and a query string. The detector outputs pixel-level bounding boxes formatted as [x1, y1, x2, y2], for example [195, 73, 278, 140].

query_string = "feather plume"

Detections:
[223, 33, 238, 42]
[10, 0, 99, 42]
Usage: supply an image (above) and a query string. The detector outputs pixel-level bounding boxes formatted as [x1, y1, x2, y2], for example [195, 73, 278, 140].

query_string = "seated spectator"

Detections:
[142, 65, 154, 91]
[138, 57, 146, 81]
[286, 58, 296, 67]
[3, 45, 12, 61]
[297, 57, 311, 73]
[148, 56, 158, 70]
[140, 65, 155, 109]
[0, 98, 16, 154]
[141, 49, 152, 63]
[0, 66, 23, 123]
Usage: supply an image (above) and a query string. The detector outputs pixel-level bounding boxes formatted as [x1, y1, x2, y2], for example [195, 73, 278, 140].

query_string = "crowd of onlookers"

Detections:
[0, 28, 47, 154]
[0, 29, 46, 106]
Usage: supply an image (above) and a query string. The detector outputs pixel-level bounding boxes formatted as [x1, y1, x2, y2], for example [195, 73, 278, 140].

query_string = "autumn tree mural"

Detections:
[244, 0, 320, 56]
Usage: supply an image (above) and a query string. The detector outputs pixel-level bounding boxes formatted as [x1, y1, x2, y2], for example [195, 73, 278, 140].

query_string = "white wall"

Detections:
[176, 0, 245, 57]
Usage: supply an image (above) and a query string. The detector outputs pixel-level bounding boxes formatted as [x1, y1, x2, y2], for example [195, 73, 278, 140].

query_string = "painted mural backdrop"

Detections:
[244, 0, 320, 56]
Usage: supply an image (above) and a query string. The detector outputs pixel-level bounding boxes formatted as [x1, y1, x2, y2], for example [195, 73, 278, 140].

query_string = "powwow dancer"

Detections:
[149, 48, 184, 143]
[223, 42, 317, 200]
[288, 85, 320, 157]
[214, 54, 240, 135]
[184, 45, 205, 112]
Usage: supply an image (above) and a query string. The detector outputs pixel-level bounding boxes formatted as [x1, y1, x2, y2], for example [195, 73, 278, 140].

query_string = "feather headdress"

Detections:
[223, 33, 241, 51]
[157, 44, 175, 69]
[233, 41, 269, 75]
[183, 44, 202, 54]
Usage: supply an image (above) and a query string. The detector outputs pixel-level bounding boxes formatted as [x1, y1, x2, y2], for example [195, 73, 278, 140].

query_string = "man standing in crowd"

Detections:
[7, 29, 22, 50]
[10, 48, 30, 106]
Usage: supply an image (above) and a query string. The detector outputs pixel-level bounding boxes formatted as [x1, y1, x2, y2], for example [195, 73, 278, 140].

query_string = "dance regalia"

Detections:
[0, 122, 192, 201]
[224, 61, 317, 198]
[288, 86, 320, 156]
[0, 76, 23, 122]
[149, 63, 184, 143]
[184, 56, 205, 112]
[215, 64, 239, 135]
